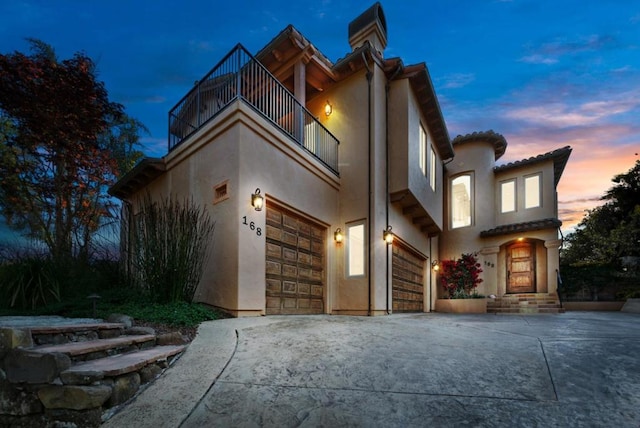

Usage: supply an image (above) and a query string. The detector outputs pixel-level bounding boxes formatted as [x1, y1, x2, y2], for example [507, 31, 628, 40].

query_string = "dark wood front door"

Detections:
[507, 242, 535, 293]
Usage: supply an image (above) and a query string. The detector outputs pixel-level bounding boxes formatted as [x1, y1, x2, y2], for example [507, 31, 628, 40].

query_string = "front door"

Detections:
[506, 242, 535, 293]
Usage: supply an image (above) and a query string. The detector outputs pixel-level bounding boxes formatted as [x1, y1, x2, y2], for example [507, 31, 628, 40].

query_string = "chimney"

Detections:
[348, 2, 388, 56]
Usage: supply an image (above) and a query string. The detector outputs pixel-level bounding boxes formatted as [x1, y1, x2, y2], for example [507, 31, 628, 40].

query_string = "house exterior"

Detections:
[110, 3, 571, 316]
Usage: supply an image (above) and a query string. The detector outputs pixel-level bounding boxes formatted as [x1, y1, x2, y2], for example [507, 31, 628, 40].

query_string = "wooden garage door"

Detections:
[265, 203, 325, 314]
[392, 244, 425, 312]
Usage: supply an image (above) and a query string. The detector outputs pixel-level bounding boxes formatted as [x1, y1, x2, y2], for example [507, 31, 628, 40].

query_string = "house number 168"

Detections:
[242, 216, 262, 237]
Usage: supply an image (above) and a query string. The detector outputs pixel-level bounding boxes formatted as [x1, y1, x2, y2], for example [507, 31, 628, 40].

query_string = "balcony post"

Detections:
[294, 61, 306, 144]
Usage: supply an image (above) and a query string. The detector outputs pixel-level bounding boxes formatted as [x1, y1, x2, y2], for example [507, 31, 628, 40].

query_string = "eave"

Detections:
[384, 58, 454, 160]
[480, 218, 562, 238]
[108, 158, 166, 200]
[494, 146, 572, 187]
[452, 130, 507, 161]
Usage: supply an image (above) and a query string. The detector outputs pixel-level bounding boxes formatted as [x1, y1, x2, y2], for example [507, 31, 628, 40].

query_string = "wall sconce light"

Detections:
[431, 260, 440, 271]
[324, 100, 332, 117]
[251, 188, 263, 211]
[383, 226, 394, 245]
[334, 228, 344, 243]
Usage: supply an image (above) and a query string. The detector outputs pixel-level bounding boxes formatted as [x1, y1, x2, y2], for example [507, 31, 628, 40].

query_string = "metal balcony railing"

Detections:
[168, 44, 339, 175]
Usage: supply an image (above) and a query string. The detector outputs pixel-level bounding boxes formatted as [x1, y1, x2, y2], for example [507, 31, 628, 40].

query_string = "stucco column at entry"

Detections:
[480, 246, 500, 296]
[544, 239, 563, 295]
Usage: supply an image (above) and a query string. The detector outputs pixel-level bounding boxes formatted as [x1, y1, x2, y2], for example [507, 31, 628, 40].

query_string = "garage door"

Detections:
[265, 203, 325, 314]
[392, 244, 425, 312]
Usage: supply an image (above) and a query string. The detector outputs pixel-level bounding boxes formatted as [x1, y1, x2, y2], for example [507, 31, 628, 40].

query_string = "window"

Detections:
[419, 125, 427, 176]
[451, 174, 472, 228]
[500, 179, 516, 213]
[429, 145, 436, 191]
[347, 222, 366, 277]
[525, 174, 541, 209]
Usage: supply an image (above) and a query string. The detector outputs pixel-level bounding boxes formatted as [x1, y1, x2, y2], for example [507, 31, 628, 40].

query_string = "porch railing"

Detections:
[168, 44, 339, 175]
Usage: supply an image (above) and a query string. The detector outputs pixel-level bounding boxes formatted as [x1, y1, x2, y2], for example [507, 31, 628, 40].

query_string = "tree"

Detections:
[0, 39, 144, 261]
[562, 160, 640, 266]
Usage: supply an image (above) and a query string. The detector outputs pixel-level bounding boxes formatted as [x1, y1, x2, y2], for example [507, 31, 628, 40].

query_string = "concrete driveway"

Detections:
[104, 312, 640, 427]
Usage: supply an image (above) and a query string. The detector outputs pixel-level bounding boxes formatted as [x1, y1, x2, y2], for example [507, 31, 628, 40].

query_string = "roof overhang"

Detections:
[480, 218, 562, 238]
[108, 157, 166, 200]
[494, 146, 572, 187]
[452, 130, 507, 161]
[384, 58, 454, 160]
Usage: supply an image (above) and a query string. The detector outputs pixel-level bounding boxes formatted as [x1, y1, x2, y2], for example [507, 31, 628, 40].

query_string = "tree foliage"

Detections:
[562, 160, 640, 267]
[0, 39, 144, 261]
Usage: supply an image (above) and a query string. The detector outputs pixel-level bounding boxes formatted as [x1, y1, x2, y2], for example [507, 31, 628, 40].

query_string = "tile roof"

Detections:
[480, 218, 562, 238]
[494, 146, 572, 186]
[452, 130, 507, 160]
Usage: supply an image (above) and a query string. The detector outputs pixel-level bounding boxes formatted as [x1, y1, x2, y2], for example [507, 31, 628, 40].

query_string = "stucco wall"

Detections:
[388, 79, 443, 230]
[130, 101, 341, 315]
[494, 159, 557, 226]
[441, 140, 497, 259]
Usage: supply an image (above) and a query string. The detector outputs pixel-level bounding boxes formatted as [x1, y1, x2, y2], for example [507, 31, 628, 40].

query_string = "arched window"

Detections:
[451, 174, 472, 228]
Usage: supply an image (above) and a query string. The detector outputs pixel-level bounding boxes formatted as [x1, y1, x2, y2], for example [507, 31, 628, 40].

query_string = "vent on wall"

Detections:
[214, 180, 230, 204]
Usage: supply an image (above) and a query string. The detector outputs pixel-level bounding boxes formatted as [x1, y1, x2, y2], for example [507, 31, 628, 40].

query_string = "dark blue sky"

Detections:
[1, 0, 639, 241]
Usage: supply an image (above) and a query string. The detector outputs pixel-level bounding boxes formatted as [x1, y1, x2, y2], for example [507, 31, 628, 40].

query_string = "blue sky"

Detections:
[0, 0, 639, 242]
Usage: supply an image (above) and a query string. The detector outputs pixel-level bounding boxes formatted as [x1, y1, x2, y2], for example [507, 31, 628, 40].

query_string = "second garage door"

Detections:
[392, 244, 426, 312]
[265, 203, 325, 315]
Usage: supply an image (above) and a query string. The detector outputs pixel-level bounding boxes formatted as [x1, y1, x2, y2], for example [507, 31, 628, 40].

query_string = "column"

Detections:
[544, 239, 563, 295]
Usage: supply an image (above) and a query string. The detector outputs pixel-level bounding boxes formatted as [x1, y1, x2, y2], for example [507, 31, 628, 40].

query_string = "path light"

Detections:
[251, 188, 263, 211]
[334, 228, 344, 243]
[383, 226, 394, 245]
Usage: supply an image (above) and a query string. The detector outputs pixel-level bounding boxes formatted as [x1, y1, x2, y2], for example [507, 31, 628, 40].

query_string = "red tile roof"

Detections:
[480, 218, 562, 237]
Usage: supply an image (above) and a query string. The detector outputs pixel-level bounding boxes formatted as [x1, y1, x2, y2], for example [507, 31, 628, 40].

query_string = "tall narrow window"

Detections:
[500, 179, 516, 213]
[451, 174, 472, 228]
[419, 125, 427, 176]
[347, 222, 366, 277]
[525, 174, 541, 209]
[429, 145, 437, 191]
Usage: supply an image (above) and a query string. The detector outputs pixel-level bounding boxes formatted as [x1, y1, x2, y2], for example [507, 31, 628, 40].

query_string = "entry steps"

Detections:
[487, 293, 564, 314]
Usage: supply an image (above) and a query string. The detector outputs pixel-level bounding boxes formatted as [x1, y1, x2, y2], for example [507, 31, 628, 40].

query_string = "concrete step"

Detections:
[30, 334, 157, 362]
[61, 345, 186, 380]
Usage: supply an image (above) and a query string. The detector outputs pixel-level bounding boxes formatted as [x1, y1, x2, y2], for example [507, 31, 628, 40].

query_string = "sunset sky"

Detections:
[0, 0, 638, 242]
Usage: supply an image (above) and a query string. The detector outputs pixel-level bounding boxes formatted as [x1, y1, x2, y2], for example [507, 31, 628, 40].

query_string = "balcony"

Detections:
[168, 44, 340, 175]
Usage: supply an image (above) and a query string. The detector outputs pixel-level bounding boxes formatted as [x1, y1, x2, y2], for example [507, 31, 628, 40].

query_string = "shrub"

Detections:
[0, 255, 60, 310]
[439, 253, 483, 299]
[128, 195, 215, 303]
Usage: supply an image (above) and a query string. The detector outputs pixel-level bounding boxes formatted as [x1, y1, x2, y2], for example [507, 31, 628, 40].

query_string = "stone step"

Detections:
[30, 334, 157, 362]
[61, 345, 187, 381]
[29, 322, 126, 345]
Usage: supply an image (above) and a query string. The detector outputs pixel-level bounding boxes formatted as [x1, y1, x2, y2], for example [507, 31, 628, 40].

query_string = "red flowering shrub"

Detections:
[439, 253, 483, 298]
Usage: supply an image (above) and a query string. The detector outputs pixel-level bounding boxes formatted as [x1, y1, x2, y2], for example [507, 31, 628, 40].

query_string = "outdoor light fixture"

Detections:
[251, 188, 263, 211]
[431, 260, 440, 271]
[383, 226, 394, 245]
[324, 100, 332, 116]
[334, 228, 344, 243]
